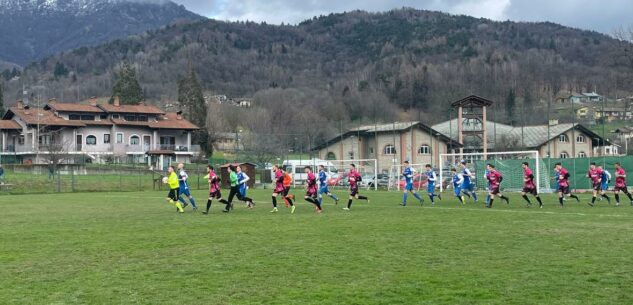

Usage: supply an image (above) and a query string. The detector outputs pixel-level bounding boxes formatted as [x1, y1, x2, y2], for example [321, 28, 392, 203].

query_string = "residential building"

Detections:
[0, 97, 199, 169]
[213, 132, 243, 152]
[594, 107, 633, 122]
[312, 122, 461, 173]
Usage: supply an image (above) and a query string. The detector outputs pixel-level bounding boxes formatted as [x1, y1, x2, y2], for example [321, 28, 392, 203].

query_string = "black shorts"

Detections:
[350, 185, 359, 197]
[615, 186, 628, 193]
[168, 188, 180, 201]
[522, 186, 538, 196]
[592, 183, 601, 191]
[558, 185, 570, 194]
[209, 190, 222, 199]
[283, 187, 291, 196]
[489, 186, 500, 195]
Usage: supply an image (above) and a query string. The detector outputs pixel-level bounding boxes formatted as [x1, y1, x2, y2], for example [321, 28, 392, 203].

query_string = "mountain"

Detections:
[0, 0, 204, 65]
[5, 9, 633, 129]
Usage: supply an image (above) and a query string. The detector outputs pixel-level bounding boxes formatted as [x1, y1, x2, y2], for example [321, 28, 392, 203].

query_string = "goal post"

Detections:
[387, 163, 426, 192]
[313, 159, 378, 191]
[439, 151, 551, 194]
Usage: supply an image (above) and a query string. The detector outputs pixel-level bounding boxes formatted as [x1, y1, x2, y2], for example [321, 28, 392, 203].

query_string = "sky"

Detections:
[171, 0, 632, 34]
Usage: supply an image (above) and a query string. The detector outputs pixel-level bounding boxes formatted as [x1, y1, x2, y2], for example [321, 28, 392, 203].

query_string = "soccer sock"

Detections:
[219, 199, 229, 205]
[457, 196, 463, 204]
[402, 193, 408, 204]
[272, 196, 277, 208]
[316, 201, 322, 210]
[358, 196, 368, 201]
[570, 194, 579, 201]
[206, 199, 212, 212]
[413, 192, 423, 201]
[559, 197, 564, 205]
[329, 193, 339, 201]
[485, 194, 490, 204]
[627, 192, 633, 201]
[288, 198, 294, 206]
[178, 196, 186, 204]
[347, 199, 353, 209]
[522, 195, 531, 204]
[615, 194, 620, 203]
[472, 192, 478, 201]
[175, 201, 184, 212]
[189, 197, 197, 209]
[536, 196, 543, 205]
[488, 198, 494, 207]
[501, 195, 509, 203]
[318, 197, 323, 205]
[601, 194, 610, 200]
[428, 194, 434, 203]
[592, 196, 597, 203]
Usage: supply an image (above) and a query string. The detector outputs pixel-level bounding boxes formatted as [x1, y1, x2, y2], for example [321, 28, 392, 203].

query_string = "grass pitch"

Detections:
[2, 189, 633, 305]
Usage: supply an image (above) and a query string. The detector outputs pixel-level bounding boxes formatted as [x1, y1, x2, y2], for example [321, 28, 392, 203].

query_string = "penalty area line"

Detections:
[420, 205, 630, 218]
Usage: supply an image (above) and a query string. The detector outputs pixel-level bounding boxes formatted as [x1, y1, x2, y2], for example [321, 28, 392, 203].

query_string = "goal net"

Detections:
[439, 151, 551, 194]
[285, 159, 377, 191]
[387, 163, 427, 192]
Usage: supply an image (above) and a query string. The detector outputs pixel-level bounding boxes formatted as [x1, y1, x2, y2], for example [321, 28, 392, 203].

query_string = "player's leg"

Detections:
[533, 190, 544, 208]
[600, 188, 611, 204]
[589, 188, 598, 206]
[172, 189, 184, 213]
[271, 192, 279, 213]
[469, 184, 478, 201]
[184, 189, 197, 210]
[486, 191, 494, 208]
[622, 187, 633, 204]
[521, 191, 532, 207]
[344, 194, 353, 210]
[204, 194, 213, 214]
[498, 192, 510, 204]
[400, 188, 409, 206]
[558, 191, 565, 207]
[327, 191, 339, 204]
[614, 189, 621, 206]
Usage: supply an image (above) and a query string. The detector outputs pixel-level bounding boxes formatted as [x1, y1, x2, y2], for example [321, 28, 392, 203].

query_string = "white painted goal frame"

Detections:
[387, 163, 426, 192]
[439, 151, 541, 193]
[319, 159, 378, 191]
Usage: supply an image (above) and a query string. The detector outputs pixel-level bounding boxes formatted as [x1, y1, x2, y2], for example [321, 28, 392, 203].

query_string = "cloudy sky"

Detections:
[171, 0, 632, 34]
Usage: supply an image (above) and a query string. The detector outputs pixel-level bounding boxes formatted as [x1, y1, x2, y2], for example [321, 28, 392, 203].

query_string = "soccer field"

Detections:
[2, 189, 633, 305]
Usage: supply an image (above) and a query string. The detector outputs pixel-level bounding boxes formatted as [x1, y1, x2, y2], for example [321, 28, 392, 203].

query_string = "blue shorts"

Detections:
[240, 187, 247, 197]
[427, 182, 435, 194]
[179, 187, 191, 197]
[453, 186, 462, 197]
[319, 186, 330, 195]
[461, 182, 474, 192]
[601, 182, 609, 191]
[405, 182, 414, 191]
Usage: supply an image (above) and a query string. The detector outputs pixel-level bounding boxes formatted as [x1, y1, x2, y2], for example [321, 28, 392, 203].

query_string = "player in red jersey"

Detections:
[614, 162, 633, 206]
[202, 165, 230, 214]
[343, 164, 369, 210]
[520, 162, 543, 208]
[484, 164, 509, 208]
[554, 163, 579, 207]
[303, 166, 322, 213]
[270, 165, 287, 213]
[587, 162, 610, 206]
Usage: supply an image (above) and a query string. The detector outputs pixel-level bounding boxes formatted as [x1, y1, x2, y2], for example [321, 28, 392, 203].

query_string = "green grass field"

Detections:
[2, 189, 633, 305]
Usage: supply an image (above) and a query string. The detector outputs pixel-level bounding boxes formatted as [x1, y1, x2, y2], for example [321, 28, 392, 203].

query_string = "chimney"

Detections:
[89, 96, 97, 106]
[113, 96, 120, 107]
[48, 98, 57, 104]
[16, 100, 24, 109]
[176, 111, 183, 120]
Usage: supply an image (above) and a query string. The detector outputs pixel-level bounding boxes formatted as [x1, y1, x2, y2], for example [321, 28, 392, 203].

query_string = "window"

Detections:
[104, 134, 111, 144]
[418, 145, 431, 155]
[112, 114, 120, 119]
[86, 135, 97, 145]
[138, 115, 148, 122]
[125, 115, 136, 121]
[100, 114, 108, 120]
[116, 133, 123, 144]
[80, 115, 95, 121]
[18, 135, 25, 145]
[69, 114, 80, 120]
[560, 152, 569, 159]
[326, 152, 336, 160]
[130, 135, 140, 145]
[559, 134, 569, 142]
[369, 147, 374, 154]
[576, 135, 586, 143]
[384, 145, 396, 155]
[578, 152, 586, 158]
[39, 135, 52, 145]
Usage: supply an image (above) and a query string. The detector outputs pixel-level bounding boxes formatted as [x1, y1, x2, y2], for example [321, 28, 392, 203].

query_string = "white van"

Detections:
[278, 159, 340, 185]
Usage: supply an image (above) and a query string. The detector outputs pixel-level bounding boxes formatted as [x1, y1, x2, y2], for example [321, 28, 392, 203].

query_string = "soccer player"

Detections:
[614, 162, 633, 206]
[177, 163, 197, 211]
[165, 165, 184, 213]
[598, 165, 611, 202]
[236, 165, 255, 208]
[485, 164, 509, 208]
[317, 165, 339, 205]
[271, 165, 292, 213]
[304, 166, 322, 213]
[451, 168, 465, 204]
[459, 161, 478, 202]
[484, 168, 491, 205]
[554, 163, 580, 206]
[202, 165, 230, 214]
[343, 164, 369, 210]
[587, 162, 610, 206]
[282, 167, 295, 210]
[400, 161, 424, 206]
[521, 162, 543, 208]
[222, 165, 247, 213]
[424, 164, 442, 205]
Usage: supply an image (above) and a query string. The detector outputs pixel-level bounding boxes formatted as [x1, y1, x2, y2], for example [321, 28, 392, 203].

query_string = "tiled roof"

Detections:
[99, 104, 165, 114]
[45, 102, 104, 113]
[7, 107, 86, 127]
[150, 113, 198, 130]
[0, 120, 21, 129]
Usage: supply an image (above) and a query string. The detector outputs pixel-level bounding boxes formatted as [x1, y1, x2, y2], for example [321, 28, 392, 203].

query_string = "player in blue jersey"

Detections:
[484, 168, 491, 205]
[177, 163, 197, 211]
[317, 165, 339, 205]
[236, 165, 255, 208]
[399, 161, 424, 206]
[451, 168, 465, 204]
[424, 164, 442, 205]
[598, 165, 611, 203]
[459, 161, 478, 202]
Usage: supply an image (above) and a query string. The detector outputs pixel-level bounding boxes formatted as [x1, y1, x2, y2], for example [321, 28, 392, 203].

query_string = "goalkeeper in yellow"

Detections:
[165, 165, 184, 213]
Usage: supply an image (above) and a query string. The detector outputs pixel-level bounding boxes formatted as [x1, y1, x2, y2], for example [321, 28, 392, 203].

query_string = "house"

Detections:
[593, 107, 632, 122]
[593, 144, 622, 157]
[575, 106, 590, 119]
[557, 92, 603, 104]
[582, 92, 603, 103]
[432, 119, 610, 159]
[312, 121, 461, 173]
[213, 132, 243, 152]
[0, 97, 199, 169]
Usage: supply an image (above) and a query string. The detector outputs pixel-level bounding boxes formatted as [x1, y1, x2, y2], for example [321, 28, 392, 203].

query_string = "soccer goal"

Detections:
[318, 159, 378, 191]
[439, 151, 551, 194]
[387, 163, 427, 192]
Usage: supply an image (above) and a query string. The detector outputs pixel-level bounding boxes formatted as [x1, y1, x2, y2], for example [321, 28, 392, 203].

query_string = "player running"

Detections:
[165, 165, 184, 213]
[303, 166, 322, 213]
[554, 163, 580, 207]
[399, 161, 424, 206]
[614, 162, 633, 206]
[202, 165, 230, 214]
[598, 165, 611, 202]
[317, 165, 339, 205]
[587, 162, 610, 206]
[484, 164, 509, 208]
[459, 161, 478, 202]
[271, 165, 294, 213]
[343, 164, 369, 210]
[236, 165, 255, 208]
[520, 162, 543, 208]
[451, 168, 466, 204]
[282, 167, 295, 210]
[177, 163, 197, 211]
[424, 164, 442, 205]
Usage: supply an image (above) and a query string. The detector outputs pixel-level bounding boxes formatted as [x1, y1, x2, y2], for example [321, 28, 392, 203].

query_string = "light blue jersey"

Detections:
[601, 170, 610, 191]
[403, 167, 414, 191]
[452, 174, 463, 196]
[426, 169, 437, 194]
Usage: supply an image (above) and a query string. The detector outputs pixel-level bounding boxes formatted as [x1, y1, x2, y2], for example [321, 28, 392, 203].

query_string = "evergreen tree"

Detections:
[505, 88, 516, 123]
[53, 62, 69, 78]
[0, 82, 5, 118]
[177, 66, 209, 153]
[111, 62, 143, 105]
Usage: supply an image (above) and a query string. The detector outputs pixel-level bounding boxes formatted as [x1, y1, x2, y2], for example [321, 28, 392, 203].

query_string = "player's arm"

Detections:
[241, 173, 250, 184]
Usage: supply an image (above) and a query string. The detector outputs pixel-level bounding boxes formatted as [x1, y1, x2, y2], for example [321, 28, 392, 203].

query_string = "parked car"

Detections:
[363, 173, 389, 188]
[398, 173, 428, 190]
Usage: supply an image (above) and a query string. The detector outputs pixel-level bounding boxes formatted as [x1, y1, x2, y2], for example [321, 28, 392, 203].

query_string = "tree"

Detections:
[0, 82, 4, 118]
[177, 66, 209, 153]
[111, 62, 143, 105]
[53, 62, 69, 78]
[505, 88, 516, 124]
